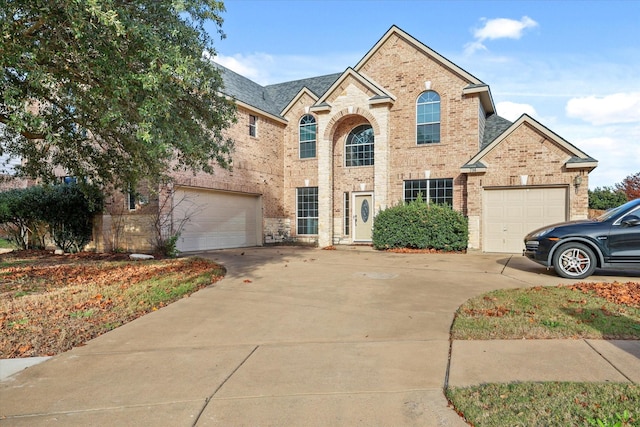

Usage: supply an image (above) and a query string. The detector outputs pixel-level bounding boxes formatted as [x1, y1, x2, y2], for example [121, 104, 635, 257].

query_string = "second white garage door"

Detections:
[173, 188, 262, 252]
[483, 187, 567, 253]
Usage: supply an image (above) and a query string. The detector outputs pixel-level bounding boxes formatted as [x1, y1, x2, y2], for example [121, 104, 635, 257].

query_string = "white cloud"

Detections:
[496, 101, 538, 121]
[566, 92, 640, 125]
[465, 16, 538, 55]
[554, 122, 640, 188]
[573, 135, 640, 188]
[214, 52, 359, 85]
[475, 16, 538, 41]
[214, 53, 275, 85]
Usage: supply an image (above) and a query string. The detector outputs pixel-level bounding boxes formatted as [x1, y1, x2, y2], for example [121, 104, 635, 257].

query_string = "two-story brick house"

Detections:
[111, 25, 596, 254]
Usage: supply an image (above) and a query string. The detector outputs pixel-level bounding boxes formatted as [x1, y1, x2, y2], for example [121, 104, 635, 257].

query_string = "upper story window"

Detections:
[416, 91, 441, 144]
[299, 114, 316, 159]
[345, 124, 374, 167]
[249, 114, 257, 137]
[127, 188, 137, 210]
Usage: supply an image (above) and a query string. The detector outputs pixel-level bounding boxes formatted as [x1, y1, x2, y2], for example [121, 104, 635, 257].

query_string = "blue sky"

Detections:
[209, 0, 640, 190]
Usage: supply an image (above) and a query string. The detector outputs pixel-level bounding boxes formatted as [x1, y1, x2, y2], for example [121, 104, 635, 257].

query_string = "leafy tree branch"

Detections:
[1, 0, 236, 191]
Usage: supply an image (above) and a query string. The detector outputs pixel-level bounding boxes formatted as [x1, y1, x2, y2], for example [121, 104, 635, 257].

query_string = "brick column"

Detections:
[317, 115, 332, 247]
[372, 108, 390, 214]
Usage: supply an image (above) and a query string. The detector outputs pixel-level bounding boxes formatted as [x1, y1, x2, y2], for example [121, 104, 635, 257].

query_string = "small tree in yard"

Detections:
[41, 184, 104, 253]
[0, 186, 48, 249]
[615, 172, 640, 201]
[372, 197, 468, 251]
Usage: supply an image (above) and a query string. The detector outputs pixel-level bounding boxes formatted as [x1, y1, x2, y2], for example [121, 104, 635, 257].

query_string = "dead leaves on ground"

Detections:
[569, 281, 640, 308]
[0, 251, 224, 358]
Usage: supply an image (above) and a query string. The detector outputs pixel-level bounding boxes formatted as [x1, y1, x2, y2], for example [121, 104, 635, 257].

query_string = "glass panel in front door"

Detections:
[354, 195, 373, 241]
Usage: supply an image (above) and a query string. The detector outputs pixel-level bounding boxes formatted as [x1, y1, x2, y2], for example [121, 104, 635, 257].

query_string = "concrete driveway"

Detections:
[0, 246, 631, 426]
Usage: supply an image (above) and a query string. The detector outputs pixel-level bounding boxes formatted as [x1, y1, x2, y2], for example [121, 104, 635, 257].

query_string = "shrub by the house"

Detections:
[372, 198, 468, 251]
[0, 184, 103, 252]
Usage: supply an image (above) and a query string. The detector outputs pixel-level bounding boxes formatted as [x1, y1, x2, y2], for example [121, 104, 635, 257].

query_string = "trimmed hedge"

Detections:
[372, 199, 468, 251]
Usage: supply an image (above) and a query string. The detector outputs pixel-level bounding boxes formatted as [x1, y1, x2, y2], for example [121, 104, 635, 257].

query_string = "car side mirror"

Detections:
[621, 215, 640, 227]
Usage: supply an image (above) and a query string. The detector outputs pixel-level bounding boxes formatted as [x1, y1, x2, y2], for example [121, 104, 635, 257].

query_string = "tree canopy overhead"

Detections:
[1, 0, 236, 190]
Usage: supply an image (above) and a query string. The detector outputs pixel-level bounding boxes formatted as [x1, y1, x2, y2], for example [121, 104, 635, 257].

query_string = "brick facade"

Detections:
[104, 26, 596, 253]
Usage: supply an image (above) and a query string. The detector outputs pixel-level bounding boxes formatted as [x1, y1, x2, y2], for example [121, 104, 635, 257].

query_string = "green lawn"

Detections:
[447, 382, 639, 427]
[448, 283, 640, 426]
[451, 285, 640, 340]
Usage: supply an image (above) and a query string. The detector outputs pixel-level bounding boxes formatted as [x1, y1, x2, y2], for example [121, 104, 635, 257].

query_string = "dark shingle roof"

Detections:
[265, 73, 341, 113]
[214, 63, 281, 117]
[482, 114, 513, 149]
[215, 62, 341, 118]
[567, 156, 598, 164]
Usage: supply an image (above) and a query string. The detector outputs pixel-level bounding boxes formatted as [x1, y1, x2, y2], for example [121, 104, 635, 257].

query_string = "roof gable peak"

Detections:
[462, 114, 598, 172]
[314, 67, 396, 107]
[355, 25, 484, 86]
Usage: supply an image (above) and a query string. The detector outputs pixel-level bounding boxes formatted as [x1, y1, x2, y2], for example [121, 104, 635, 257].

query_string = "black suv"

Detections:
[524, 198, 640, 279]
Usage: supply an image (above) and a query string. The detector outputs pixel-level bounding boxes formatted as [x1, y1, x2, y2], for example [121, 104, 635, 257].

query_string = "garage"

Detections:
[172, 187, 262, 252]
[483, 187, 567, 253]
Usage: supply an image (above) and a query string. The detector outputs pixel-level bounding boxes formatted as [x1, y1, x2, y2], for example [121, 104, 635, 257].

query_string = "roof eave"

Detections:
[565, 161, 599, 170]
[462, 85, 496, 115]
[369, 96, 395, 107]
[460, 162, 488, 173]
[310, 102, 331, 113]
[234, 99, 288, 125]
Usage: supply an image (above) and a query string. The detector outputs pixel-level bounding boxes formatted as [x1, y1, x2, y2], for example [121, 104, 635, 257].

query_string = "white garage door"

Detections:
[173, 187, 262, 252]
[484, 187, 567, 253]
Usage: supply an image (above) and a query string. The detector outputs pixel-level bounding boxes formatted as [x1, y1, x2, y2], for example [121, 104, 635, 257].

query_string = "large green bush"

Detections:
[0, 184, 103, 252]
[372, 199, 468, 251]
[588, 187, 627, 210]
[41, 184, 104, 253]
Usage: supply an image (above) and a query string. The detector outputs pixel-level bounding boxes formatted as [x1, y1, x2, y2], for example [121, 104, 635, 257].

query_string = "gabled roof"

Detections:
[462, 114, 598, 172]
[215, 26, 502, 120]
[215, 62, 339, 121]
[313, 68, 396, 108]
[214, 63, 282, 118]
[266, 73, 341, 114]
[355, 25, 495, 114]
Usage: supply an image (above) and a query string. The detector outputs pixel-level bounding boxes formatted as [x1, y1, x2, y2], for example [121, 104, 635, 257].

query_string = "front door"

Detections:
[354, 194, 373, 242]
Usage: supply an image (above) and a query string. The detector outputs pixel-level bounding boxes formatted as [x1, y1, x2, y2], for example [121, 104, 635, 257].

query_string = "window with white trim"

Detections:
[296, 187, 318, 235]
[127, 188, 137, 210]
[345, 124, 374, 167]
[404, 178, 453, 206]
[249, 114, 257, 137]
[299, 114, 316, 158]
[344, 192, 350, 235]
[416, 91, 441, 144]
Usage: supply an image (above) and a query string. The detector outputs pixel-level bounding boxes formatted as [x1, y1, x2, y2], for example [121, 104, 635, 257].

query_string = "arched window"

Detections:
[416, 91, 440, 144]
[299, 114, 316, 158]
[345, 124, 374, 167]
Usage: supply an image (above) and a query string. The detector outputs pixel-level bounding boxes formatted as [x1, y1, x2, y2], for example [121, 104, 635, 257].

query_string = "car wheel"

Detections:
[552, 243, 597, 279]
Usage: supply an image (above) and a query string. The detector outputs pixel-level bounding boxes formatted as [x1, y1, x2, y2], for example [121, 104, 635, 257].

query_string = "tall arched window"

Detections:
[416, 91, 441, 144]
[299, 114, 316, 158]
[345, 124, 374, 167]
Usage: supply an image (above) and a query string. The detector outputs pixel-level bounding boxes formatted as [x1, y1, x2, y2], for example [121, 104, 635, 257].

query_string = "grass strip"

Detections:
[451, 285, 640, 340]
[446, 382, 640, 426]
